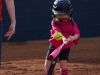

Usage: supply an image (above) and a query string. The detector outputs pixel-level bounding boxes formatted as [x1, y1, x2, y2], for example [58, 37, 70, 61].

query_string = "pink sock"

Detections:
[60, 68, 68, 75]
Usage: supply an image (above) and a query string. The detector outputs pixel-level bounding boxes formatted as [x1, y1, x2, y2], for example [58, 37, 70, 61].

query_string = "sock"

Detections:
[60, 68, 68, 75]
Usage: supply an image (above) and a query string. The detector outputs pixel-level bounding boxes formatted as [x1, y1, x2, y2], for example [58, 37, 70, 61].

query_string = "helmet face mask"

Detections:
[52, 0, 73, 20]
[54, 14, 70, 22]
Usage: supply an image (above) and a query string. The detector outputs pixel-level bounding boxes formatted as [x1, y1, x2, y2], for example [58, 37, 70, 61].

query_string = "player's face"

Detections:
[55, 14, 70, 22]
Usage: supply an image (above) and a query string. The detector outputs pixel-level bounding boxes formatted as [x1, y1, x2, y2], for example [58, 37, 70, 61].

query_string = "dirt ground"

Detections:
[0, 37, 100, 75]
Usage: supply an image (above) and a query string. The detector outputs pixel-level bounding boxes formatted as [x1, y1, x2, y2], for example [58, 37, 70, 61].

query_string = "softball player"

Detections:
[44, 0, 80, 75]
[0, 0, 16, 66]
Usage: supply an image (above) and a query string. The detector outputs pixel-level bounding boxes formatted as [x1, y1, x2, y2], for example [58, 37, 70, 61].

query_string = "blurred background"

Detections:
[1, 1, 100, 75]
[2, 0, 100, 42]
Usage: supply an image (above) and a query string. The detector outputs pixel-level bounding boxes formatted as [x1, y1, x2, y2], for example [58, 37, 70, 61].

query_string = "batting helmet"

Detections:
[52, 0, 73, 18]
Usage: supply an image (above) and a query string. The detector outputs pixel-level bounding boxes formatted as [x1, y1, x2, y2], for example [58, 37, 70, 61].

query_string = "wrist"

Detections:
[11, 21, 16, 25]
[68, 36, 74, 42]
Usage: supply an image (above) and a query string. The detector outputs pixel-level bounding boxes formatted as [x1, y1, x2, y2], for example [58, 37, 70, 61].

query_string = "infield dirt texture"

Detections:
[0, 37, 100, 75]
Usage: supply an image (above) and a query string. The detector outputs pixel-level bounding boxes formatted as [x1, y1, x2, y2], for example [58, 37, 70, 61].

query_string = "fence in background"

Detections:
[2, 0, 100, 42]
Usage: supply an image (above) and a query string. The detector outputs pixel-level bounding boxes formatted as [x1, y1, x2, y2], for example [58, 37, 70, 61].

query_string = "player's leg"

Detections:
[0, 22, 3, 66]
[45, 60, 54, 75]
[59, 48, 70, 75]
[44, 44, 56, 75]
[60, 60, 68, 75]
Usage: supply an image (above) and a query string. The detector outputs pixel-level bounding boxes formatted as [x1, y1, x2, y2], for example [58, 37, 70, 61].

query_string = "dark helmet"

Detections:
[52, 0, 73, 19]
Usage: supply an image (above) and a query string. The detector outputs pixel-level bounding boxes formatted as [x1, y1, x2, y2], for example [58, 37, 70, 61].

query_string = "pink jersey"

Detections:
[49, 20, 80, 49]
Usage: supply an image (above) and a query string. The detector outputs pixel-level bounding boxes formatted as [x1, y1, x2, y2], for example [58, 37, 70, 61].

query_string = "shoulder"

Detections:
[69, 20, 78, 27]
[51, 20, 54, 25]
[72, 21, 77, 25]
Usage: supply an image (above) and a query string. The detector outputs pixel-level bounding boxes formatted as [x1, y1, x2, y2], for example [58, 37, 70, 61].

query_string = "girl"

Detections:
[44, 0, 80, 75]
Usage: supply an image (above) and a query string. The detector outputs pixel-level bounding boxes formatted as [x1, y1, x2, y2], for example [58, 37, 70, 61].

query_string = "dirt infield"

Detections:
[0, 37, 100, 75]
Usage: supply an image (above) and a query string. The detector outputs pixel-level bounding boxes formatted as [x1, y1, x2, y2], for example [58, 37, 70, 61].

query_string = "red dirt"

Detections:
[0, 37, 100, 75]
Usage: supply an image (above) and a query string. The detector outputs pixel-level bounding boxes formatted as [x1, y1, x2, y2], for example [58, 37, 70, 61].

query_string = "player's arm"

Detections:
[68, 22, 80, 43]
[51, 21, 61, 32]
[63, 22, 80, 43]
[4, 0, 16, 40]
[68, 34, 79, 41]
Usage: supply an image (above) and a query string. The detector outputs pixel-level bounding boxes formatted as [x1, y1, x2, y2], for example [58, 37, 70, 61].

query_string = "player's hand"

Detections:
[4, 23, 16, 40]
[62, 37, 70, 43]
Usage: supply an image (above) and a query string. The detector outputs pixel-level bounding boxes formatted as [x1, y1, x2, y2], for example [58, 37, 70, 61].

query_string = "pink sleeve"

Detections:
[72, 22, 80, 44]
[51, 21, 61, 32]
[72, 22, 80, 36]
[50, 21, 61, 37]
